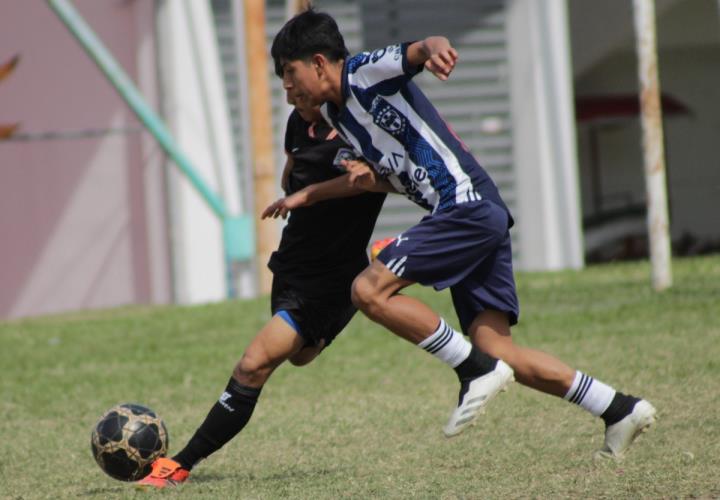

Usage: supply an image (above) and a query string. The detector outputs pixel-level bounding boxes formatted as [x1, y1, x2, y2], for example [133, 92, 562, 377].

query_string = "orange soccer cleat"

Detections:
[136, 457, 189, 489]
[370, 237, 396, 261]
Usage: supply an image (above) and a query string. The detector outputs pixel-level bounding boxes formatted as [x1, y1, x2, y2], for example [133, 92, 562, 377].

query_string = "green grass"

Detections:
[1, 256, 719, 499]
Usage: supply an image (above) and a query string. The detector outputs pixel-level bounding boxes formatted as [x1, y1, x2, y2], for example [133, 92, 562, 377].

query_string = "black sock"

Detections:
[454, 346, 498, 380]
[173, 378, 261, 470]
[601, 392, 640, 427]
[453, 347, 498, 405]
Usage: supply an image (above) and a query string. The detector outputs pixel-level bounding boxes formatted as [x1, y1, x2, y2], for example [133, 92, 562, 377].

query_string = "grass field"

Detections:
[1, 256, 719, 499]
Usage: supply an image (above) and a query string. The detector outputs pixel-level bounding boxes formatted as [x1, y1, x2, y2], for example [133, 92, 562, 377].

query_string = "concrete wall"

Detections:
[0, 1, 171, 318]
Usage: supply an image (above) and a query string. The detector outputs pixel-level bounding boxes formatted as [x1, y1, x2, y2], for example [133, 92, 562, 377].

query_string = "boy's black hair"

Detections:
[271, 9, 349, 77]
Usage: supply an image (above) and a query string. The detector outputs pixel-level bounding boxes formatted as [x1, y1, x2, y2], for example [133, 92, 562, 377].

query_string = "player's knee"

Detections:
[233, 352, 272, 385]
[351, 276, 383, 316]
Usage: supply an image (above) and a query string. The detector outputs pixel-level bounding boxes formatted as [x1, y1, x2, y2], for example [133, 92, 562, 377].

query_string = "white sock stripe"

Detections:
[564, 371, 582, 401]
[386, 258, 397, 269]
[421, 321, 451, 352]
[570, 373, 592, 404]
[574, 374, 594, 404]
[397, 266, 406, 277]
[418, 318, 472, 369]
[565, 371, 617, 417]
[418, 319, 447, 349]
[424, 325, 453, 354]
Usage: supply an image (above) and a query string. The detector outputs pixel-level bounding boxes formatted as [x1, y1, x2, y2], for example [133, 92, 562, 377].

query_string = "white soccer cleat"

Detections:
[596, 399, 657, 459]
[443, 359, 514, 438]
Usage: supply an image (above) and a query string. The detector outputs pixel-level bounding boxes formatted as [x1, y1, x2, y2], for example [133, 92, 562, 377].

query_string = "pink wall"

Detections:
[0, 0, 170, 318]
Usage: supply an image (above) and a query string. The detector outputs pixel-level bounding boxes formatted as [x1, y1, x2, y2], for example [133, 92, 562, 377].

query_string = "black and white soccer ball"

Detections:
[90, 403, 169, 481]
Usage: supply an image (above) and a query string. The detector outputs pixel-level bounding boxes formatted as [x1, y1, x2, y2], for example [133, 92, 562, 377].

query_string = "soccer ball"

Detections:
[90, 403, 169, 481]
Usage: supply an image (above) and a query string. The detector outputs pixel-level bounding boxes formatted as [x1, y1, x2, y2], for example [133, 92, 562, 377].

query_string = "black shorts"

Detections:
[270, 275, 357, 347]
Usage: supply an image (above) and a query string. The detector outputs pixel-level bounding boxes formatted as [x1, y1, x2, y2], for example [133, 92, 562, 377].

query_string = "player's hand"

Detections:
[261, 191, 309, 219]
[422, 36, 458, 81]
[342, 159, 378, 191]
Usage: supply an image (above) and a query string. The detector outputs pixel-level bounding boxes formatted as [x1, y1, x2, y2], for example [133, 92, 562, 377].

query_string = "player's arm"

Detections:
[262, 163, 395, 220]
[280, 156, 293, 193]
[406, 36, 458, 81]
[261, 175, 361, 220]
[342, 159, 397, 194]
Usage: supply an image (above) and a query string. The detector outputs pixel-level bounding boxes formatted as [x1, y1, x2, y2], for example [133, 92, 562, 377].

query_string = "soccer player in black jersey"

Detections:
[138, 100, 388, 488]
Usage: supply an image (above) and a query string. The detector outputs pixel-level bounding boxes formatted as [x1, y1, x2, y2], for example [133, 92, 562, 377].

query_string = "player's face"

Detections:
[280, 58, 323, 108]
[287, 92, 323, 123]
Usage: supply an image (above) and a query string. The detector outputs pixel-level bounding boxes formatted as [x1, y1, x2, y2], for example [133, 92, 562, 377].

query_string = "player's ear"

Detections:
[311, 53, 328, 77]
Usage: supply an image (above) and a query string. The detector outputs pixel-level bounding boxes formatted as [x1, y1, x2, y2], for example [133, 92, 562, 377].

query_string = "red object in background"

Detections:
[0, 54, 20, 81]
[575, 94, 690, 123]
[0, 54, 21, 140]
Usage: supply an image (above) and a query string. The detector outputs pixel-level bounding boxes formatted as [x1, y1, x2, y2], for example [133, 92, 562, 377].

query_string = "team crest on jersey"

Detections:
[379, 108, 403, 133]
[332, 148, 359, 171]
[371, 97, 406, 135]
[370, 47, 387, 63]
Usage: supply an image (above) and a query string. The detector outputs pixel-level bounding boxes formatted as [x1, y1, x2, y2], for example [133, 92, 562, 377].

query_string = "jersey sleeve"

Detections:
[345, 42, 423, 90]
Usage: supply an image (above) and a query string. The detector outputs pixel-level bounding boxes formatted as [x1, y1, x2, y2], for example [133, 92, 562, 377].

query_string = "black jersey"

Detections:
[267, 110, 386, 298]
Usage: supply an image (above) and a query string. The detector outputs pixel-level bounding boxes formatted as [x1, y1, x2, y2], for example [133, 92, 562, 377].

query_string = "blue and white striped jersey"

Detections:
[320, 42, 510, 218]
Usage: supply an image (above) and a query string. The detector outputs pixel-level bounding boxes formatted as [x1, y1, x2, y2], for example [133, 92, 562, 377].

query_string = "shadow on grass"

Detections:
[76, 467, 347, 497]
[79, 485, 128, 496]
[190, 465, 349, 484]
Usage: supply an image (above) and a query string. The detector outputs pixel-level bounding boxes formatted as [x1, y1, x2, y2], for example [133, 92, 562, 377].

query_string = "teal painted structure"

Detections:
[47, 0, 254, 298]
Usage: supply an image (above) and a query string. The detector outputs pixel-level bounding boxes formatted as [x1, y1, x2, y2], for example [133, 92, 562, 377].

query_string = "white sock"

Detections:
[564, 371, 616, 417]
[418, 318, 471, 368]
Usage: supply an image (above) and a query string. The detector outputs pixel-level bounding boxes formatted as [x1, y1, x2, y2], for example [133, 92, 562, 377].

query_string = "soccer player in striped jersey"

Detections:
[271, 9, 656, 458]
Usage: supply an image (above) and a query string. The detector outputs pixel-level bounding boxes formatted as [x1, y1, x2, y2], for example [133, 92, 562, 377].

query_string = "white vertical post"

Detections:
[633, 0, 672, 291]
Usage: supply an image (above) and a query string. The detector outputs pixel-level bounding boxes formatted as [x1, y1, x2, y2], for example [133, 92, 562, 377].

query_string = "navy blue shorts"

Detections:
[376, 199, 519, 332]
